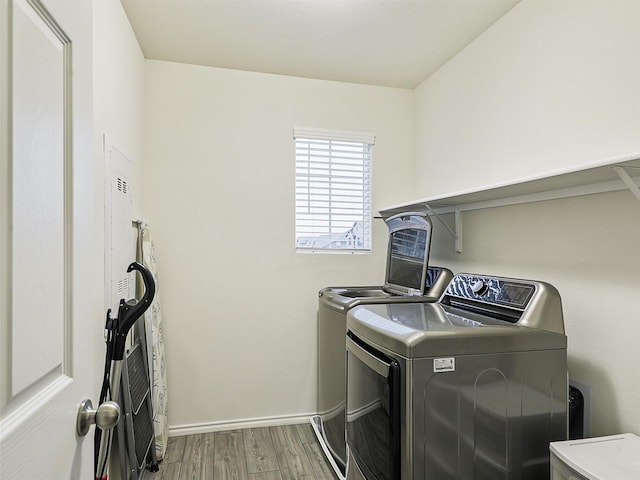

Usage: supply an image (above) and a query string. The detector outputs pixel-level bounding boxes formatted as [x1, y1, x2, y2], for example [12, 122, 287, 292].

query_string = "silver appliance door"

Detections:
[346, 332, 401, 480]
[316, 298, 348, 473]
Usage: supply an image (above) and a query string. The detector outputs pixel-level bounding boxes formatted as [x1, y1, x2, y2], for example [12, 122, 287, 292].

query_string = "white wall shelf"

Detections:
[378, 152, 640, 253]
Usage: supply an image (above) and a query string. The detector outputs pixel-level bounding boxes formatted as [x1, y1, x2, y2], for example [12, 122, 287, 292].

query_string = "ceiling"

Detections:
[120, 0, 521, 89]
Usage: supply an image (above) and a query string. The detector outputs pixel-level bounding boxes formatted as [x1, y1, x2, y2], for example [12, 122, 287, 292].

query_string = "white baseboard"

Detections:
[168, 412, 316, 437]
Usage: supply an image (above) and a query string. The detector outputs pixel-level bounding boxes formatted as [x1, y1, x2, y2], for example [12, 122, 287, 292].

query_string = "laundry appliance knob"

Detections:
[471, 280, 489, 296]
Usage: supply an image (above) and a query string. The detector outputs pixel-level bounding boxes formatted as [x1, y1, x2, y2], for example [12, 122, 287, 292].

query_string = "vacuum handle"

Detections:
[113, 261, 156, 360]
[120, 261, 155, 332]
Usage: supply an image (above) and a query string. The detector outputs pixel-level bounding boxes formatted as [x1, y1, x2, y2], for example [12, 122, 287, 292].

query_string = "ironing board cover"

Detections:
[140, 227, 169, 460]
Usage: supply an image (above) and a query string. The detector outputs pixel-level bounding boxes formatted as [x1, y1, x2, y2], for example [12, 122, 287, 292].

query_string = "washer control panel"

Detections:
[445, 274, 536, 310]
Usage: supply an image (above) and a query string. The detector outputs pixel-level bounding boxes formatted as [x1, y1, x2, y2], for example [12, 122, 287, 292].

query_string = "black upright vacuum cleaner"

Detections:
[95, 261, 157, 480]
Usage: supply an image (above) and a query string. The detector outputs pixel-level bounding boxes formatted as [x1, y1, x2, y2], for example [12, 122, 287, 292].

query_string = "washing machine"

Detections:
[345, 273, 568, 480]
[312, 212, 453, 478]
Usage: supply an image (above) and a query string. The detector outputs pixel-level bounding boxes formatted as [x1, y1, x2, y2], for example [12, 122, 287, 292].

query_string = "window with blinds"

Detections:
[294, 127, 374, 253]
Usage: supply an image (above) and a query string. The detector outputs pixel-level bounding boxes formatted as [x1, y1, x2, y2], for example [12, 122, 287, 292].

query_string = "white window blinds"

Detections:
[294, 127, 375, 253]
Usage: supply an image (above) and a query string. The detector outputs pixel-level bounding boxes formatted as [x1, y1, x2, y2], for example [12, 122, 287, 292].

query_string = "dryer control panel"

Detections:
[440, 273, 564, 334]
[446, 274, 536, 309]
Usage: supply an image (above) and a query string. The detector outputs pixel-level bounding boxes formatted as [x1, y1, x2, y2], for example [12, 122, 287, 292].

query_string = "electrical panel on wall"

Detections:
[105, 137, 135, 312]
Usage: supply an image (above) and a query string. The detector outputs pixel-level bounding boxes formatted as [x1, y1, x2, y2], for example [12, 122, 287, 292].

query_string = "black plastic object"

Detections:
[112, 262, 156, 361]
[568, 385, 585, 440]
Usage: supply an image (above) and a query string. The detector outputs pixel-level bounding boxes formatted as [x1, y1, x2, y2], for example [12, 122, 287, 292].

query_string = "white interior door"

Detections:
[0, 0, 97, 478]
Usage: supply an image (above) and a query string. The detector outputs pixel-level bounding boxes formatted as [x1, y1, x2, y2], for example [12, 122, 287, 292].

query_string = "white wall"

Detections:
[414, 0, 640, 198]
[93, 3, 146, 477]
[92, 0, 145, 392]
[141, 60, 413, 430]
[415, 0, 640, 436]
[93, 0, 146, 208]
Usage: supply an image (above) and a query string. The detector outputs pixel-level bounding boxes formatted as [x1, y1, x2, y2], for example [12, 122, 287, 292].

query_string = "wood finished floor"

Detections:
[147, 423, 338, 480]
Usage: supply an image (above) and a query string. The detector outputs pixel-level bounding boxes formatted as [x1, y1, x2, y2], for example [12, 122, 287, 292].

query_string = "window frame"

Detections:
[294, 127, 375, 254]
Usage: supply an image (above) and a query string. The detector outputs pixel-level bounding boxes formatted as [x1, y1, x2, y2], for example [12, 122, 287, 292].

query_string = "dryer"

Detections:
[346, 273, 568, 480]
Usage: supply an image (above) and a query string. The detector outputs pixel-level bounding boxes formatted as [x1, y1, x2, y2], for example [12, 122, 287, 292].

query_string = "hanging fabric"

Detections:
[136, 222, 169, 461]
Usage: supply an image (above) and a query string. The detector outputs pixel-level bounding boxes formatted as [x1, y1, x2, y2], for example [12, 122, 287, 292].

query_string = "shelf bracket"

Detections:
[612, 166, 640, 204]
[424, 204, 462, 253]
